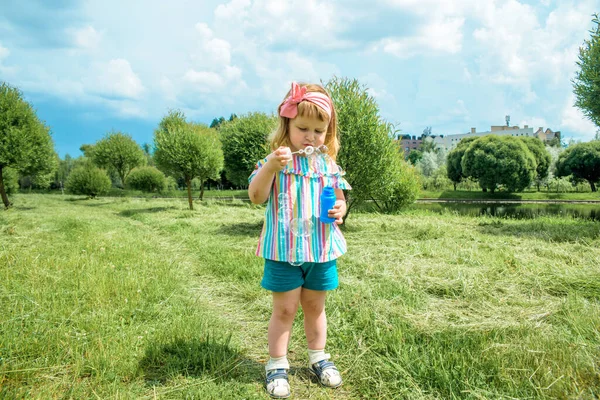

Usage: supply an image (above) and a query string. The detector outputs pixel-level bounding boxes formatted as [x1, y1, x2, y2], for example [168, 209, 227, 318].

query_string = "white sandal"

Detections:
[265, 368, 291, 399]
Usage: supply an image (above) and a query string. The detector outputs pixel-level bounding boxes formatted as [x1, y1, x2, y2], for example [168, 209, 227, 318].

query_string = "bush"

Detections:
[373, 152, 421, 213]
[66, 163, 111, 198]
[165, 176, 178, 191]
[125, 166, 166, 193]
[2, 167, 19, 195]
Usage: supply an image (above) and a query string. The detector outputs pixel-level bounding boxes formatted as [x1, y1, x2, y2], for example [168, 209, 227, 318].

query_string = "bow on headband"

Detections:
[279, 82, 332, 119]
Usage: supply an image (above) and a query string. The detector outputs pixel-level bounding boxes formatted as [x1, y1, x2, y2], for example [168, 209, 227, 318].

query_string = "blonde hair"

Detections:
[270, 83, 340, 160]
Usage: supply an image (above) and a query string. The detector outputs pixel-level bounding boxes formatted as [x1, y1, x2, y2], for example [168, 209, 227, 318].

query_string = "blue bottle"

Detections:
[319, 186, 336, 223]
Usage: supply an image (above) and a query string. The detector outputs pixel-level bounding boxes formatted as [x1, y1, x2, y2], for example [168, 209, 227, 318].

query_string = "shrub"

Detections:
[165, 176, 178, 191]
[125, 166, 166, 193]
[66, 163, 111, 198]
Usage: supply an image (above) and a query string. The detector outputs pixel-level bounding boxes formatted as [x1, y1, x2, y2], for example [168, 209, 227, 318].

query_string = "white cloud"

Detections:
[69, 25, 102, 49]
[88, 59, 145, 100]
[213, 0, 351, 50]
[214, 0, 251, 20]
[375, 17, 464, 57]
[192, 23, 232, 68]
[382, 0, 479, 17]
[473, 1, 592, 87]
[560, 95, 597, 140]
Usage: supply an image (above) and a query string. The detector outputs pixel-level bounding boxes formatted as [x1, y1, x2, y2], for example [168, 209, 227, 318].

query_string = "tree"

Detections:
[555, 141, 600, 192]
[573, 14, 600, 128]
[0, 82, 57, 208]
[154, 110, 224, 209]
[125, 166, 166, 193]
[446, 137, 477, 190]
[418, 136, 437, 154]
[519, 136, 551, 191]
[407, 150, 423, 165]
[66, 161, 112, 198]
[210, 116, 227, 129]
[461, 135, 537, 193]
[326, 76, 419, 217]
[416, 151, 438, 177]
[91, 131, 146, 187]
[219, 112, 274, 187]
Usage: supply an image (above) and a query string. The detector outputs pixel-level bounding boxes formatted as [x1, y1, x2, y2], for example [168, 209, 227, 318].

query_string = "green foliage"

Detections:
[462, 135, 537, 193]
[446, 137, 478, 189]
[92, 131, 146, 187]
[65, 162, 112, 198]
[219, 112, 274, 187]
[519, 136, 551, 182]
[2, 167, 19, 194]
[0, 81, 57, 207]
[573, 14, 600, 127]
[125, 166, 166, 193]
[154, 110, 224, 208]
[407, 150, 423, 165]
[555, 141, 600, 192]
[326, 76, 419, 214]
[373, 154, 421, 212]
[165, 176, 178, 191]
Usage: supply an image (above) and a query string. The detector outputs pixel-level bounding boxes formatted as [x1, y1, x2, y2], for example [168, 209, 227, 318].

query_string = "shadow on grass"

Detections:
[138, 337, 263, 385]
[476, 219, 600, 243]
[119, 207, 176, 217]
[217, 221, 263, 237]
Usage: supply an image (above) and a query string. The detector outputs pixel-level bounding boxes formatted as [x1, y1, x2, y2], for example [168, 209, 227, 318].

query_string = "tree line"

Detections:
[0, 78, 421, 217]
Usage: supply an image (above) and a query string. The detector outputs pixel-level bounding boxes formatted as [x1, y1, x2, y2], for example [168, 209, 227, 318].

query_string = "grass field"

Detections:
[1, 194, 599, 399]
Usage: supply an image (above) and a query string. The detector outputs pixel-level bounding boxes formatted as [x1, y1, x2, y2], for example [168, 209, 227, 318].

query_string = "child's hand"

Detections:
[328, 200, 347, 224]
[266, 146, 292, 172]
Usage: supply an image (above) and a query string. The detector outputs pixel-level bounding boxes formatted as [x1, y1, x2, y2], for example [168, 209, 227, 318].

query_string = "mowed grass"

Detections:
[1, 194, 599, 399]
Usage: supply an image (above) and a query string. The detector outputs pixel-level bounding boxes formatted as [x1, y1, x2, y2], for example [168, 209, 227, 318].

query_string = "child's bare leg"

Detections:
[301, 288, 342, 388]
[300, 288, 327, 350]
[268, 287, 302, 357]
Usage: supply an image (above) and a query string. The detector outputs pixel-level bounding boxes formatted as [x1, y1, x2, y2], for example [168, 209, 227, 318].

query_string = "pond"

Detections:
[411, 201, 600, 221]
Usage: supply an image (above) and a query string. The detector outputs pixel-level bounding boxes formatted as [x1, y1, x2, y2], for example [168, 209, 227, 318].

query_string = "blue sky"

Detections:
[1, 0, 599, 157]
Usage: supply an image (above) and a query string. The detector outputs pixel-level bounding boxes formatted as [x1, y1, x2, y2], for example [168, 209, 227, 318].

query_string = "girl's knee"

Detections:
[273, 303, 299, 320]
[301, 299, 325, 316]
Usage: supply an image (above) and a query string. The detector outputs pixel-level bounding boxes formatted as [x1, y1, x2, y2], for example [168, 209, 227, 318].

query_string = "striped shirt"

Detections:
[249, 154, 352, 263]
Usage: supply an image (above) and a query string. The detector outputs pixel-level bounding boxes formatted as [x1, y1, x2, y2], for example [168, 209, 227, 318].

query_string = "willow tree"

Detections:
[154, 110, 224, 209]
[0, 82, 56, 208]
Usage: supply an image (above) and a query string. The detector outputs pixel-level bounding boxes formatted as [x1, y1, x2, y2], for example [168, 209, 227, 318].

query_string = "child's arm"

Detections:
[248, 146, 292, 204]
[328, 188, 347, 224]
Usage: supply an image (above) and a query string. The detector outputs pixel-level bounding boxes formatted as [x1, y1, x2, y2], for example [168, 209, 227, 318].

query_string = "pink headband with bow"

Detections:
[279, 82, 332, 119]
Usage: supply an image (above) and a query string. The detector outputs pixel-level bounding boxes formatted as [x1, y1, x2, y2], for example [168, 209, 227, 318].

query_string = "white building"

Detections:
[433, 125, 560, 151]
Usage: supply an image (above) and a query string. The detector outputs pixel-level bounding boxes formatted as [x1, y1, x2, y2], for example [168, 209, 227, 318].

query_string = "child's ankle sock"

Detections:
[265, 355, 290, 372]
[307, 348, 330, 365]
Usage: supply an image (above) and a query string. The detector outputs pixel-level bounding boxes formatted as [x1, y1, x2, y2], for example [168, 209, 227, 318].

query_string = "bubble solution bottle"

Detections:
[319, 186, 336, 223]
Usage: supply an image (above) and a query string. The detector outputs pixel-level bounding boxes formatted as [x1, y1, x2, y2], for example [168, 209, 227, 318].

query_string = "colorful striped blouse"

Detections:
[249, 154, 352, 263]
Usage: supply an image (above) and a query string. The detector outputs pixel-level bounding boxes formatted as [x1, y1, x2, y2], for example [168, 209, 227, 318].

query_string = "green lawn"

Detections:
[420, 189, 600, 201]
[1, 194, 599, 399]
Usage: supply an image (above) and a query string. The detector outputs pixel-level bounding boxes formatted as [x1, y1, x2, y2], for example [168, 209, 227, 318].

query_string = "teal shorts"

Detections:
[261, 259, 339, 293]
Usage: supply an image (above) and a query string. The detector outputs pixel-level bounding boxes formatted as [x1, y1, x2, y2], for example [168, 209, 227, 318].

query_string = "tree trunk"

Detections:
[186, 178, 193, 210]
[199, 179, 205, 201]
[0, 168, 12, 209]
[453, 182, 457, 191]
[590, 180, 597, 192]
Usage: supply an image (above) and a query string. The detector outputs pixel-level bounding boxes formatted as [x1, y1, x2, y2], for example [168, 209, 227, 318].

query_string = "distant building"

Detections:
[433, 125, 561, 151]
[398, 135, 423, 154]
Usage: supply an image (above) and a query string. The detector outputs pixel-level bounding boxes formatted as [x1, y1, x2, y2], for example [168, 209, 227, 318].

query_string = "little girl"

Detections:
[248, 82, 351, 398]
